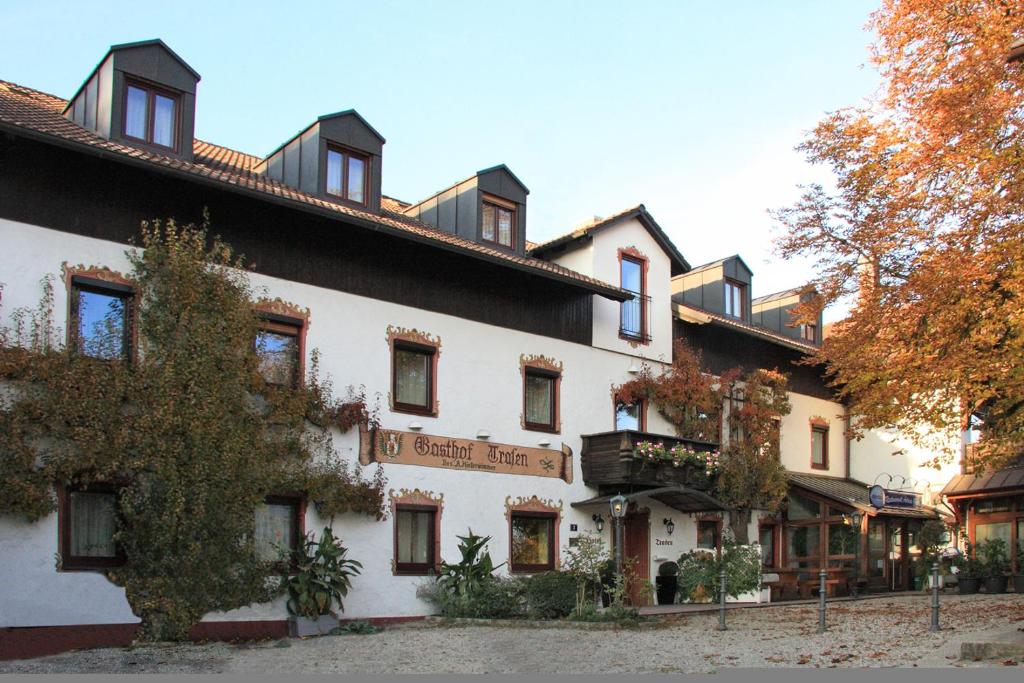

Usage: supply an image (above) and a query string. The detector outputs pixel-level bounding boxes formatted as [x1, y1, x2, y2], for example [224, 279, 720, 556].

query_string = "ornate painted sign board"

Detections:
[362, 428, 573, 483]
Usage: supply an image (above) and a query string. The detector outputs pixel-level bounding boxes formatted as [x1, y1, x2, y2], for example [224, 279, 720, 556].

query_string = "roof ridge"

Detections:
[0, 76, 624, 299]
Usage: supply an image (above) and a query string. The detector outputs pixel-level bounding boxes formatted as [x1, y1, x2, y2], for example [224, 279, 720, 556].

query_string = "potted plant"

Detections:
[655, 561, 679, 605]
[1015, 539, 1024, 593]
[953, 540, 980, 594]
[286, 527, 362, 637]
[977, 537, 1010, 594]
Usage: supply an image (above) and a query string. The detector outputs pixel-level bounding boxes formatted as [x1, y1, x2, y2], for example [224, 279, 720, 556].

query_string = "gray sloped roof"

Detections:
[941, 466, 1024, 497]
[787, 472, 940, 519]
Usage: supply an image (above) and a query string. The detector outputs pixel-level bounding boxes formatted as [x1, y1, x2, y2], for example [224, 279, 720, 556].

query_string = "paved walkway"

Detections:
[2, 593, 1022, 673]
[638, 590, 924, 616]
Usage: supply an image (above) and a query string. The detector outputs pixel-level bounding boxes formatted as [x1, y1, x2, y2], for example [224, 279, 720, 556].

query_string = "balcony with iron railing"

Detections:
[619, 290, 652, 343]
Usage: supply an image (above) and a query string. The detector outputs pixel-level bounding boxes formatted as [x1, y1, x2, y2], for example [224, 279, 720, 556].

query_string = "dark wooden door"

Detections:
[623, 508, 650, 605]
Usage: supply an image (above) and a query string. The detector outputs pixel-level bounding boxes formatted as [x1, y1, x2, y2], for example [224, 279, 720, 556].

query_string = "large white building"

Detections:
[0, 39, 962, 659]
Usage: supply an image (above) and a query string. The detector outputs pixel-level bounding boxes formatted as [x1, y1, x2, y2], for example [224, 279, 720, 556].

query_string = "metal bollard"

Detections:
[818, 567, 827, 633]
[718, 567, 727, 631]
[930, 561, 940, 632]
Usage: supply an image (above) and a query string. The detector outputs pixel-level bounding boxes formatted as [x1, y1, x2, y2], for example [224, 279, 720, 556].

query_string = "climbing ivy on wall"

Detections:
[0, 217, 386, 641]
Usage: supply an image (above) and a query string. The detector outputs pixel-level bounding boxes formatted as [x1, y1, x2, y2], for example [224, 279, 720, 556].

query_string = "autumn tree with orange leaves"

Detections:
[773, 0, 1024, 468]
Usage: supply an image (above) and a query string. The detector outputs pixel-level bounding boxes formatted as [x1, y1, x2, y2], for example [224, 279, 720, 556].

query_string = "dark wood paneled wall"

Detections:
[0, 134, 593, 345]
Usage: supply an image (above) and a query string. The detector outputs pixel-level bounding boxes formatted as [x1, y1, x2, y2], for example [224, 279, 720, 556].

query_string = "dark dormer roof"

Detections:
[530, 204, 690, 276]
[686, 254, 753, 278]
[62, 38, 201, 113]
[477, 164, 530, 195]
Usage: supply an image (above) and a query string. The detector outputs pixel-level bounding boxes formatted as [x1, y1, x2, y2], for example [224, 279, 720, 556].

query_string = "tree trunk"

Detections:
[729, 508, 751, 544]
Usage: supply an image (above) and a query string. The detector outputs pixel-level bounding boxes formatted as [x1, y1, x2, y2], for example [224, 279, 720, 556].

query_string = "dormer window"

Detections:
[481, 195, 515, 249]
[123, 80, 179, 151]
[725, 279, 745, 320]
[800, 322, 818, 343]
[325, 146, 368, 205]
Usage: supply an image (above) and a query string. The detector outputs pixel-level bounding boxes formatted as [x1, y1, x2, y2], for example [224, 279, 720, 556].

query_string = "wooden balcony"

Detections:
[580, 430, 720, 491]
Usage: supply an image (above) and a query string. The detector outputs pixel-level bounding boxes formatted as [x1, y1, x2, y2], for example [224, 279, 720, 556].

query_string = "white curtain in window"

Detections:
[152, 94, 176, 147]
[395, 349, 429, 406]
[497, 207, 513, 246]
[70, 491, 117, 557]
[397, 509, 431, 564]
[125, 86, 147, 139]
[481, 203, 496, 241]
[347, 156, 365, 203]
[525, 374, 552, 425]
[255, 502, 294, 562]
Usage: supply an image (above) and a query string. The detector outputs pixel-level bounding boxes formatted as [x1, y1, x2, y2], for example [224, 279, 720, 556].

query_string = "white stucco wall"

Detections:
[779, 392, 848, 477]
[0, 218, 685, 628]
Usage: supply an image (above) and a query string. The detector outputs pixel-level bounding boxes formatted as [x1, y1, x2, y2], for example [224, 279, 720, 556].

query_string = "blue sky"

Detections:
[3, 1, 878, 318]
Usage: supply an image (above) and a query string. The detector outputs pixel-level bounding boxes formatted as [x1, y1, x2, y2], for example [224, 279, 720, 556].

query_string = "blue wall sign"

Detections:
[868, 485, 919, 509]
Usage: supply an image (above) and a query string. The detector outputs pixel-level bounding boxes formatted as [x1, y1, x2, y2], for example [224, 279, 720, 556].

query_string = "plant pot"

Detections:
[288, 614, 340, 637]
[958, 577, 979, 594]
[1013, 574, 1024, 593]
[983, 576, 1008, 594]
[655, 576, 678, 605]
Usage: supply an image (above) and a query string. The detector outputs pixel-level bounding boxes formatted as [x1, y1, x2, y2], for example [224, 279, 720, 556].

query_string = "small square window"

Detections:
[800, 323, 818, 343]
[255, 496, 302, 566]
[392, 342, 436, 414]
[71, 279, 132, 361]
[61, 484, 124, 570]
[395, 505, 437, 575]
[122, 80, 179, 150]
[481, 198, 515, 248]
[524, 368, 558, 432]
[697, 520, 721, 551]
[615, 399, 644, 431]
[256, 318, 302, 386]
[510, 512, 555, 573]
[325, 147, 369, 205]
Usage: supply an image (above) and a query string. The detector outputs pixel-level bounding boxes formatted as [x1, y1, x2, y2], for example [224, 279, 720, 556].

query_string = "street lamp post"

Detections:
[610, 494, 628, 577]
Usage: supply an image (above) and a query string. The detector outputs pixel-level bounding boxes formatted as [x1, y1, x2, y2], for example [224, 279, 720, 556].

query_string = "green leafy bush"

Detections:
[676, 550, 718, 602]
[286, 527, 362, 619]
[676, 539, 762, 603]
[524, 571, 577, 619]
[418, 576, 524, 618]
[977, 537, 1010, 577]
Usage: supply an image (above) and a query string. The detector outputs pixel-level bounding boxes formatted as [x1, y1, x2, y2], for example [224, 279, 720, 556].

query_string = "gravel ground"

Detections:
[3, 593, 1024, 674]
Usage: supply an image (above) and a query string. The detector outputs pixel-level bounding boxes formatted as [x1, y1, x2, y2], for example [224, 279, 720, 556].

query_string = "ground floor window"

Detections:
[61, 483, 123, 570]
[255, 495, 303, 565]
[395, 505, 438, 575]
[510, 512, 556, 572]
[759, 523, 778, 568]
[697, 519, 721, 552]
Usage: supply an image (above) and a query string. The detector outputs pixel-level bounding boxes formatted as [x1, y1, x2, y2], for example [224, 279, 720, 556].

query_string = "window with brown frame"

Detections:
[256, 317, 302, 387]
[254, 495, 303, 568]
[325, 146, 368, 205]
[392, 341, 436, 415]
[697, 519, 721, 552]
[811, 424, 829, 469]
[800, 322, 818, 343]
[619, 254, 648, 341]
[481, 196, 515, 248]
[614, 398, 645, 431]
[394, 505, 438, 575]
[70, 277, 133, 362]
[759, 524, 778, 568]
[123, 80, 179, 150]
[724, 279, 745, 320]
[510, 512, 556, 572]
[524, 367, 559, 432]
[60, 483, 124, 570]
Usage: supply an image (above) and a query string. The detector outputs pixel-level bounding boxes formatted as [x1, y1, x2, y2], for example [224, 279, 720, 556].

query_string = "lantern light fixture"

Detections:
[663, 517, 675, 536]
[592, 514, 605, 533]
[610, 494, 628, 519]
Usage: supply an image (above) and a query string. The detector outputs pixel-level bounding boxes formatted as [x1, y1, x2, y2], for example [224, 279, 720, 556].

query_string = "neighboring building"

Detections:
[0, 39, 966, 658]
[669, 256, 960, 597]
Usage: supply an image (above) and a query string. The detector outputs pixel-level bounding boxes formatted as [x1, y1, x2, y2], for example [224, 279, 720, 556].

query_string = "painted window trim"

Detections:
[520, 355, 563, 434]
[617, 247, 650, 345]
[65, 267, 137, 364]
[480, 193, 517, 250]
[323, 143, 370, 207]
[810, 419, 830, 470]
[387, 326, 441, 417]
[393, 505, 439, 576]
[122, 77, 181, 153]
[506, 495, 562, 574]
[389, 488, 444, 576]
[58, 482, 126, 571]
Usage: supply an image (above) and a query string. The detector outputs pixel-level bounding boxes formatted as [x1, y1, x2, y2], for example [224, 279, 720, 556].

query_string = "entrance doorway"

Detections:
[622, 507, 650, 606]
[866, 517, 922, 591]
